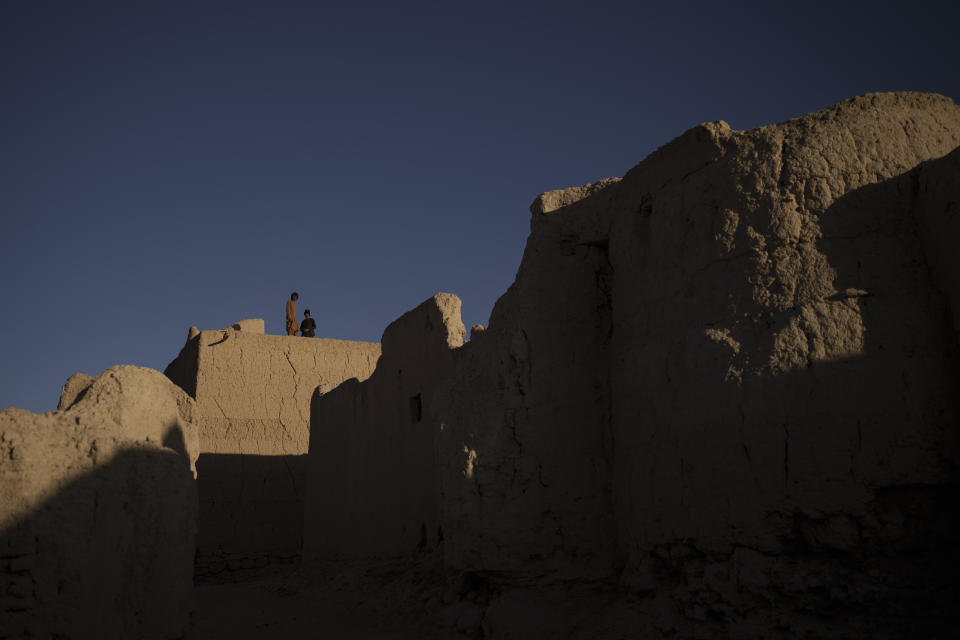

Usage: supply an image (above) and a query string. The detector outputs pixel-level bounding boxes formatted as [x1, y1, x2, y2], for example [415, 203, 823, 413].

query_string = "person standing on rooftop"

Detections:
[300, 309, 316, 338]
[286, 292, 299, 336]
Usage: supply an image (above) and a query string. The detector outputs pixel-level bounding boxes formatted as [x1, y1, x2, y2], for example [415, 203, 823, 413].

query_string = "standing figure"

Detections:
[286, 292, 299, 336]
[300, 309, 317, 338]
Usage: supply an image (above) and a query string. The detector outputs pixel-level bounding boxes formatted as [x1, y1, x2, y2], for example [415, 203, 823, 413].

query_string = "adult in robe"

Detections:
[286, 292, 299, 336]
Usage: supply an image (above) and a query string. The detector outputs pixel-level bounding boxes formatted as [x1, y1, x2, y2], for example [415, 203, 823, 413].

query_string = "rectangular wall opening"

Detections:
[409, 393, 422, 423]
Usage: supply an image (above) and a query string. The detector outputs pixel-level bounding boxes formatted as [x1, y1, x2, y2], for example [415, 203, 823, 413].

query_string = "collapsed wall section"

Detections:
[0, 366, 198, 640]
[304, 293, 465, 559]
[164, 323, 380, 580]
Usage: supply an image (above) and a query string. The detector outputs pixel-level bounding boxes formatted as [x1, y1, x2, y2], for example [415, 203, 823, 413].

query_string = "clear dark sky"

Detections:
[2, 0, 958, 413]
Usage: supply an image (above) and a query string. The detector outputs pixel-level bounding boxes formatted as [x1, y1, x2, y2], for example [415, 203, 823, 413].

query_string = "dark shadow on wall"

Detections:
[0, 439, 196, 639]
[620, 162, 960, 637]
[164, 336, 309, 583]
[164, 334, 200, 398]
[428, 160, 960, 637]
[639, 355, 960, 638]
[799, 159, 960, 631]
[914, 146, 960, 339]
[304, 358, 445, 561]
[194, 453, 307, 584]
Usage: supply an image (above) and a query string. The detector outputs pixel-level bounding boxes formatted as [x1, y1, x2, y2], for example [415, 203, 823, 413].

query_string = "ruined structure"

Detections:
[164, 320, 380, 579]
[0, 366, 199, 639]
[304, 294, 465, 558]
[429, 92, 960, 637]
[300, 91, 960, 637]
[1, 91, 957, 639]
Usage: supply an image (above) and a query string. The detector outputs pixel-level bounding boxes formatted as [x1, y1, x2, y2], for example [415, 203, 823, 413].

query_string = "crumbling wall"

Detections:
[164, 321, 380, 580]
[604, 91, 960, 637]
[437, 92, 960, 637]
[0, 366, 198, 639]
[436, 199, 618, 576]
[304, 294, 465, 559]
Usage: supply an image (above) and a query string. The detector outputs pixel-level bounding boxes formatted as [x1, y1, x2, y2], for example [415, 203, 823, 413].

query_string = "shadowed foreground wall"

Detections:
[304, 294, 465, 559]
[165, 322, 380, 580]
[435, 92, 960, 638]
[917, 145, 960, 339]
[0, 366, 198, 639]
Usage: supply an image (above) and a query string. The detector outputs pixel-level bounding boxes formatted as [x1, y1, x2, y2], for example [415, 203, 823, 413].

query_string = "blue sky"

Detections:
[2, 0, 958, 413]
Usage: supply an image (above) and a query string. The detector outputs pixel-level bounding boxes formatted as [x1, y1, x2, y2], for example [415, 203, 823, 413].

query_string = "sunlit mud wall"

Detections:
[437, 93, 960, 637]
[304, 294, 465, 559]
[165, 322, 380, 580]
[0, 366, 198, 639]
